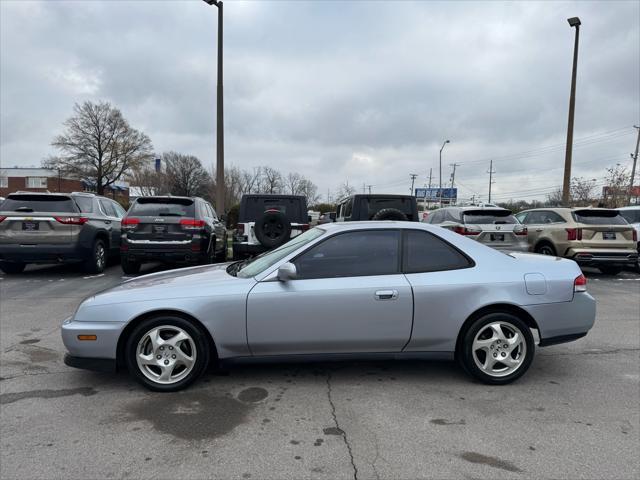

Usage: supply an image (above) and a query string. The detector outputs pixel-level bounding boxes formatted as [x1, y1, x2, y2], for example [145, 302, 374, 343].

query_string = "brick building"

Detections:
[0, 168, 129, 205]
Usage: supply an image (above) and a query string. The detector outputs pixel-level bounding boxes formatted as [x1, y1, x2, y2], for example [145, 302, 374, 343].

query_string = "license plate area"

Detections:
[490, 233, 505, 241]
[602, 232, 616, 240]
[153, 225, 167, 235]
[22, 221, 39, 231]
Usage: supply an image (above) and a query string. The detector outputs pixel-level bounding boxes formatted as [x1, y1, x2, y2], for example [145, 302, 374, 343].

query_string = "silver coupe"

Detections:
[62, 222, 596, 391]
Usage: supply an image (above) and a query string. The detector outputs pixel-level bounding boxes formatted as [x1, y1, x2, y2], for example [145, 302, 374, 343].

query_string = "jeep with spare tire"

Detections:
[232, 194, 309, 259]
[336, 194, 419, 222]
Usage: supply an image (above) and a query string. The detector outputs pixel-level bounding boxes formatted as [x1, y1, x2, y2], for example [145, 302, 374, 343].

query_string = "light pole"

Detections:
[629, 125, 640, 204]
[439, 140, 450, 207]
[562, 17, 581, 206]
[202, 0, 225, 214]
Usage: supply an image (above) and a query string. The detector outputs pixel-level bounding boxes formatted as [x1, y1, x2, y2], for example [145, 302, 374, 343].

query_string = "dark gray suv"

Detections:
[0, 192, 125, 274]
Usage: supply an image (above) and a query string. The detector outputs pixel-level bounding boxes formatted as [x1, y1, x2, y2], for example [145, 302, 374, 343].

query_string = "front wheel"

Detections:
[125, 316, 211, 392]
[598, 266, 622, 275]
[459, 313, 535, 385]
[0, 261, 26, 274]
[121, 258, 141, 275]
[535, 243, 556, 256]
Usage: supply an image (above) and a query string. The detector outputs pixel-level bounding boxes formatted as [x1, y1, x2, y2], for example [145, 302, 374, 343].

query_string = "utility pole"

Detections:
[562, 17, 581, 206]
[487, 160, 496, 203]
[410, 174, 418, 196]
[202, 0, 225, 213]
[439, 140, 450, 207]
[367, 185, 373, 195]
[449, 163, 460, 189]
[327, 188, 331, 204]
[363, 182, 366, 194]
[427, 168, 432, 209]
[629, 125, 640, 204]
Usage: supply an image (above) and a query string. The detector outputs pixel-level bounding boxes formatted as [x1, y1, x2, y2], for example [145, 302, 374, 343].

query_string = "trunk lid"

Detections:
[124, 197, 197, 243]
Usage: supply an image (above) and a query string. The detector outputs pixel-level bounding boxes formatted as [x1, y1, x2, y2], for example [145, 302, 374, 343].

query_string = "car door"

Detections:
[521, 211, 545, 246]
[246, 229, 413, 355]
[110, 200, 126, 249]
[208, 203, 226, 253]
[98, 198, 119, 250]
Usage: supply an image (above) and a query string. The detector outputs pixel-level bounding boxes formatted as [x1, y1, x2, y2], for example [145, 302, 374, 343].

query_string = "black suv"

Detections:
[120, 196, 227, 274]
[0, 192, 126, 274]
[233, 194, 309, 259]
[336, 194, 419, 222]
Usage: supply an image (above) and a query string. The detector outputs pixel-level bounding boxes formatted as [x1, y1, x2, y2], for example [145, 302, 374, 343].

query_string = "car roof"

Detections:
[135, 195, 200, 201]
[617, 206, 640, 210]
[319, 221, 437, 232]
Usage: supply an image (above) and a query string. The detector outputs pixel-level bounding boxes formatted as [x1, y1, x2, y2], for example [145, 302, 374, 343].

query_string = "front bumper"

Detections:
[0, 243, 89, 264]
[64, 354, 116, 372]
[61, 318, 124, 361]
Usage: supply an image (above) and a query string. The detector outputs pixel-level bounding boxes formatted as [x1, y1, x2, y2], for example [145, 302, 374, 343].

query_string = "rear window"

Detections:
[240, 197, 307, 223]
[463, 210, 517, 225]
[619, 209, 640, 224]
[1, 195, 78, 213]
[364, 197, 415, 220]
[130, 198, 195, 217]
[573, 210, 627, 225]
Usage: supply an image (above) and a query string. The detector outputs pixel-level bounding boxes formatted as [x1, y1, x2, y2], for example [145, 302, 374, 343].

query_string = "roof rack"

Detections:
[70, 192, 96, 196]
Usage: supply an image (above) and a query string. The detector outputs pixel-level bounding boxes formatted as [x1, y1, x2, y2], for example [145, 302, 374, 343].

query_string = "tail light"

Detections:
[237, 224, 245, 234]
[0, 216, 6, 223]
[301, 224, 310, 231]
[54, 216, 88, 225]
[121, 217, 140, 231]
[574, 274, 587, 292]
[566, 228, 582, 241]
[514, 226, 528, 236]
[453, 226, 482, 236]
[180, 218, 206, 230]
[633, 230, 638, 242]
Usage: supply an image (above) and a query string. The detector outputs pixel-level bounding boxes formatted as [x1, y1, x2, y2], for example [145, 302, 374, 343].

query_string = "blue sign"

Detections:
[415, 188, 457, 201]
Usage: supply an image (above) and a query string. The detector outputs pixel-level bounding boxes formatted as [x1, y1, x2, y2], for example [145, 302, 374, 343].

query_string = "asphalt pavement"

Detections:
[1, 262, 638, 479]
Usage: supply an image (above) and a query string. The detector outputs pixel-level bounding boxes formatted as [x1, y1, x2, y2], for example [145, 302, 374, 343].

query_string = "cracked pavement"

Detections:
[1, 263, 639, 479]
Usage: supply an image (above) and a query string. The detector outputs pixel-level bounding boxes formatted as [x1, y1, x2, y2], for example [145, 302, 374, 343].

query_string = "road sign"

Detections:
[415, 188, 457, 201]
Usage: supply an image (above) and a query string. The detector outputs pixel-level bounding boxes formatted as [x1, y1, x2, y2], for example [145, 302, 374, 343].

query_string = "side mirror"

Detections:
[277, 262, 297, 282]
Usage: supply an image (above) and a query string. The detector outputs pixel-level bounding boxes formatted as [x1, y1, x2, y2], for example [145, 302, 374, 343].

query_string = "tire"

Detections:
[121, 258, 141, 275]
[598, 266, 622, 275]
[255, 210, 292, 249]
[371, 208, 408, 221]
[459, 312, 535, 385]
[84, 239, 107, 274]
[125, 315, 211, 392]
[0, 261, 26, 274]
[534, 242, 557, 256]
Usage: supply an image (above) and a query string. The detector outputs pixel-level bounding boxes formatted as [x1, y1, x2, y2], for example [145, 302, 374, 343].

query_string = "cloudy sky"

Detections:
[1, 0, 638, 203]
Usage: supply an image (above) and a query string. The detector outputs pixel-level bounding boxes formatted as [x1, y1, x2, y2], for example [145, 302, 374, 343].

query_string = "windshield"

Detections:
[234, 228, 325, 278]
[1, 195, 78, 213]
[463, 210, 517, 225]
[130, 198, 195, 217]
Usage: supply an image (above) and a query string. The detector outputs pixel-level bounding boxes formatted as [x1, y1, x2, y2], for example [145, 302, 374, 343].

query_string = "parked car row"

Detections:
[0, 192, 227, 274]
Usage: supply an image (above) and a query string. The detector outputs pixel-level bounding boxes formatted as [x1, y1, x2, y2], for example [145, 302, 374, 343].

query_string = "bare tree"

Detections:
[336, 181, 356, 200]
[127, 165, 167, 197]
[602, 164, 630, 208]
[241, 167, 262, 195]
[299, 178, 320, 204]
[285, 172, 303, 195]
[570, 177, 597, 206]
[261, 166, 283, 194]
[48, 101, 153, 194]
[163, 152, 211, 197]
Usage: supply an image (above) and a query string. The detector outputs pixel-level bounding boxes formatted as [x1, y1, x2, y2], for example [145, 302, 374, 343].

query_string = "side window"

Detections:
[99, 199, 116, 217]
[526, 212, 544, 224]
[547, 212, 566, 223]
[343, 199, 353, 218]
[430, 211, 444, 224]
[403, 230, 472, 273]
[208, 204, 218, 220]
[74, 196, 93, 213]
[445, 210, 460, 223]
[293, 230, 400, 279]
[111, 201, 126, 219]
[515, 212, 528, 224]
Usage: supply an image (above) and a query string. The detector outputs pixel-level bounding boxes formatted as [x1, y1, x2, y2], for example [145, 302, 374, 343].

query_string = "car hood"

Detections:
[85, 263, 256, 307]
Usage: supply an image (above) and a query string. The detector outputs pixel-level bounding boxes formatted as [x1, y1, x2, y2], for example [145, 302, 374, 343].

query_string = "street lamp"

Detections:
[562, 16, 581, 206]
[439, 139, 450, 207]
[202, 0, 225, 214]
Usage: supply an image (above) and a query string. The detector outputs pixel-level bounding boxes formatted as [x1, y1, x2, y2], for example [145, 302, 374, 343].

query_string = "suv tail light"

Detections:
[566, 228, 582, 241]
[180, 218, 206, 230]
[454, 226, 482, 236]
[633, 230, 638, 242]
[574, 274, 587, 292]
[121, 217, 140, 230]
[514, 226, 528, 236]
[0, 216, 6, 223]
[301, 224, 310, 232]
[55, 216, 88, 225]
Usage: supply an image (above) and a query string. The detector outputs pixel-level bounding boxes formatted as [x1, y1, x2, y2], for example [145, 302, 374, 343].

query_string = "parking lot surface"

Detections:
[1, 263, 639, 479]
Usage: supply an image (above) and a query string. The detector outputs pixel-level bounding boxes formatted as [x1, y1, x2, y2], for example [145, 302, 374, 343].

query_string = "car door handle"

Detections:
[105, 220, 111, 224]
[375, 290, 398, 300]
[535, 228, 543, 232]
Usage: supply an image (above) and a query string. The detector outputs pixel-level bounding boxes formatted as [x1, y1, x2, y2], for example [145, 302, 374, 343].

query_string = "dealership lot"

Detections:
[1, 264, 638, 479]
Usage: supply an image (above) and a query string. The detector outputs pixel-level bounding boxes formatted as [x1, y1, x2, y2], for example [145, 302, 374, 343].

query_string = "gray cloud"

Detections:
[1, 0, 638, 203]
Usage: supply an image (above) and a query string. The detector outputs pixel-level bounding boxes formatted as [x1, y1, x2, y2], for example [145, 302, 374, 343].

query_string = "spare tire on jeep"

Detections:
[255, 209, 292, 249]
[372, 208, 408, 221]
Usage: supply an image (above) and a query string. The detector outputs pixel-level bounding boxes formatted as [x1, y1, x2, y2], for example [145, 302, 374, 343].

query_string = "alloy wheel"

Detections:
[471, 321, 527, 378]
[135, 325, 197, 385]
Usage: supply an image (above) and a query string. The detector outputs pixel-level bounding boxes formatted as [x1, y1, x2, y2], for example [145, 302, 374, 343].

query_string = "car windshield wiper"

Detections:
[227, 259, 250, 277]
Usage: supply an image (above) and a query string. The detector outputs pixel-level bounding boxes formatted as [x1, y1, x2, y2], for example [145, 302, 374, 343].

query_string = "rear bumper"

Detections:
[121, 238, 207, 264]
[491, 242, 530, 253]
[232, 242, 267, 256]
[568, 249, 638, 266]
[0, 243, 88, 264]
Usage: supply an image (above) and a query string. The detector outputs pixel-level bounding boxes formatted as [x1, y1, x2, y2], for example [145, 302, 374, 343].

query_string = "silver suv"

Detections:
[0, 192, 125, 274]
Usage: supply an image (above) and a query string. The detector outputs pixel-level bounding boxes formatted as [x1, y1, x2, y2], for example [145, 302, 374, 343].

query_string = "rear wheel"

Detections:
[0, 261, 26, 274]
[84, 239, 107, 274]
[121, 258, 141, 275]
[535, 243, 556, 256]
[125, 316, 210, 392]
[459, 312, 534, 385]
[598, 266, 622, 275]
